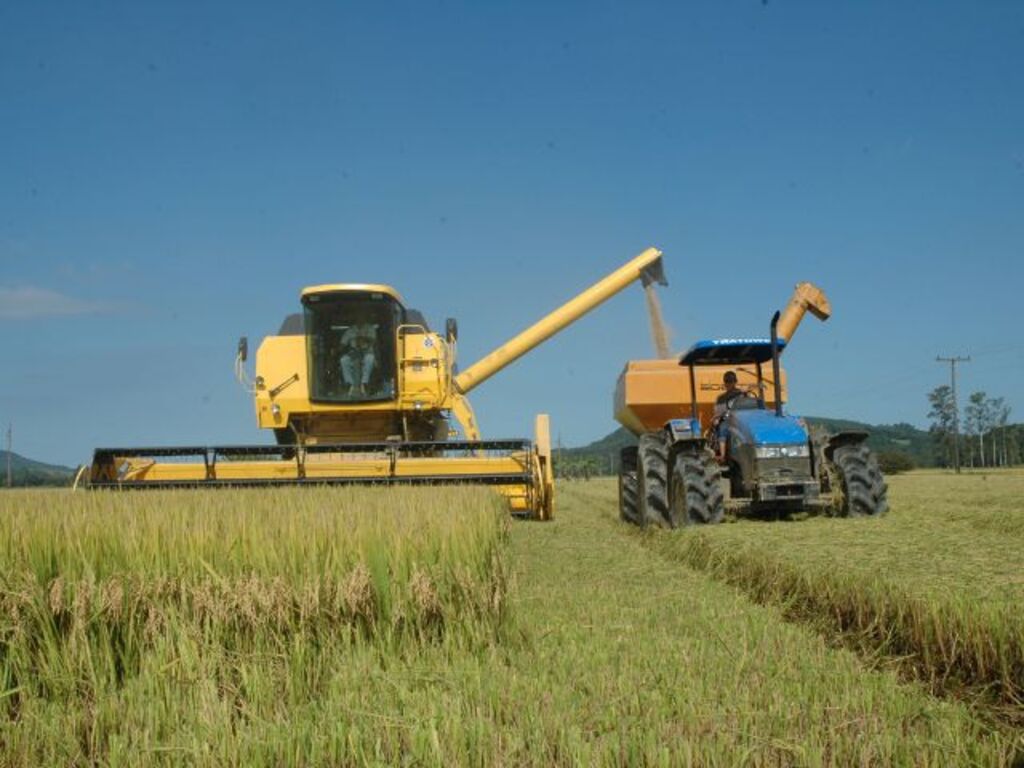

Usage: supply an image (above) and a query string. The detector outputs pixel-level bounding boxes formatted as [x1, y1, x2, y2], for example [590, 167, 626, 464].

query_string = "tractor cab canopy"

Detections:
[679, 338, 787, 367]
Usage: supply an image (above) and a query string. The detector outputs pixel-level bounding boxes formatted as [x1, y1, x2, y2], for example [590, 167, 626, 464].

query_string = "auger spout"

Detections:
[776, 281, 831, 342]
[454, 247, 666, 394]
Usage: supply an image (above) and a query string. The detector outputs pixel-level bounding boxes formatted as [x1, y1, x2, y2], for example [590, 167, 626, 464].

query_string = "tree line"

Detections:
[927, 387, 1018, 468]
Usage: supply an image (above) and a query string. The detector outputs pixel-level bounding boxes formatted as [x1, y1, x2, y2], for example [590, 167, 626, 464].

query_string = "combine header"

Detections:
[85, 247, 667, 519]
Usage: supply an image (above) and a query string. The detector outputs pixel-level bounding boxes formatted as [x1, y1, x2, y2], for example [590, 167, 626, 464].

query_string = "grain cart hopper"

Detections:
[614, 283, 888, 526]
[85, 247, 668, 519]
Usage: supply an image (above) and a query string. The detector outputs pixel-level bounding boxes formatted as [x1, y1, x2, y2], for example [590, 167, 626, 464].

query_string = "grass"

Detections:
[641, 469, 1024, 720]
[2, 479, 1021, 765]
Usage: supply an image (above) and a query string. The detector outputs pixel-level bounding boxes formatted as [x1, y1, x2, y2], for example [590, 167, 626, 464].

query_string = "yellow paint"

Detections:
[615, 281, 829, 436]
[614, 359, 789, 434]
[99, 453, 533, 483]
[300, 283, 405, 303]
[777, 282, 831, 342]
[92, 247, 666, 520]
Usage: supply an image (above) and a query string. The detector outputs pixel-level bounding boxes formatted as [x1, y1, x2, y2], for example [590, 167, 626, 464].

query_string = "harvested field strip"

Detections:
[640, 470, 1024, 719]
[505, 482, 1016, 765]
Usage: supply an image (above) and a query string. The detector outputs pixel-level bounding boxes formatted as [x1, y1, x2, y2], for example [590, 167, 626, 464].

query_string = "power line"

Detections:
[936, 355, 970, 473]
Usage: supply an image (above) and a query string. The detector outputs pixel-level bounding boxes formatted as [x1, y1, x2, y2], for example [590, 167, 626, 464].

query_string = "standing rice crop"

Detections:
[0, 485, 509, 758]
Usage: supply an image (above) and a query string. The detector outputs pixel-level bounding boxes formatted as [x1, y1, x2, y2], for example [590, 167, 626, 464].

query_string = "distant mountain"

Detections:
[0, 451, 76, 487]
[802, 417, 935, 465]
[558, 417, 939, 475]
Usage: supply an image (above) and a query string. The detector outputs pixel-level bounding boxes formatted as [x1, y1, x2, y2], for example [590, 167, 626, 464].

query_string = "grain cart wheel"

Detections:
[618, 446, 641, 525]
[828, 443, 889, 517]
[619, 471, 640, 525]
[637, 432, 670, 527]
[668, 449, 725, 526]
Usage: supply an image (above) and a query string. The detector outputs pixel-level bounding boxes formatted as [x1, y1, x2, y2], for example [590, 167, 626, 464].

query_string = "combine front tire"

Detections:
[637, 433, 670, 527]
[667, 449, 725, 526]
[829, 443, 888, 517]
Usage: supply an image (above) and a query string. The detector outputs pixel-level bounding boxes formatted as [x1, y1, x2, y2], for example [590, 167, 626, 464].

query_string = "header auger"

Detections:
[85, 247, 667, 519]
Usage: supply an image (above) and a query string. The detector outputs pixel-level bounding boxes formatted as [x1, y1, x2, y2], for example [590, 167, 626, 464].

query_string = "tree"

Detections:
[992, 398, 1011, 466]
[927, 385, 957, 467]
[965, 391, 986, 467]
[877, 451, 916, 475]
[964, 392, 1013, 468]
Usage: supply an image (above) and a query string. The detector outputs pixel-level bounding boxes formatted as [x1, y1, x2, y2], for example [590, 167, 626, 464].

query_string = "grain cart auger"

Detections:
[614, 282, 888, 526]
[84, 247, 668, 520]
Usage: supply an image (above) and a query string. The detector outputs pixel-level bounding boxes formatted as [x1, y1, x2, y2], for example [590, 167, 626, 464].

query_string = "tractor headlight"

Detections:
[755, 444, 809, 459]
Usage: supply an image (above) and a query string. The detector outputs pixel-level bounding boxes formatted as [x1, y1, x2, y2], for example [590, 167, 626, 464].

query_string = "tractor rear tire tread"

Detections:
[669, 449, 725, 526]
[831, 443, 888, 517]
[637, 433, 670, 527]
[619, 471, 640, 525]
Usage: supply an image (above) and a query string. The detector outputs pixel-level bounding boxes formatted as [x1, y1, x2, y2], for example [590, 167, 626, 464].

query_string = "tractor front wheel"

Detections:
[828, 443, 889, 517]
[668, 449, 725, 526]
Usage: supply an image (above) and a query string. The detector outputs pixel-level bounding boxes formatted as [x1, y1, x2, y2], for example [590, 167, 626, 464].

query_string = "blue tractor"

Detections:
[618, 311, 888, 526]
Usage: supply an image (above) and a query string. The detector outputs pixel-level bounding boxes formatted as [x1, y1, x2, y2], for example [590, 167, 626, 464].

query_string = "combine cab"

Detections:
[85, 247, 668, 520]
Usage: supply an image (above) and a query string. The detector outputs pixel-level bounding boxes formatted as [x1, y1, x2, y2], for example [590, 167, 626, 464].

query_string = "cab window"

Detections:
[302, 292, 402, 403]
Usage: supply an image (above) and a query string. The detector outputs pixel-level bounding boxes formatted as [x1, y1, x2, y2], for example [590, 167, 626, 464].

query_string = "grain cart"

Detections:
[614, 283, 887, 526]
[84, 247, 667, 520]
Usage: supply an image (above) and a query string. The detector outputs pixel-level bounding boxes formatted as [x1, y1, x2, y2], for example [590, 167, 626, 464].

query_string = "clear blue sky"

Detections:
[2, 1, 1022, 466]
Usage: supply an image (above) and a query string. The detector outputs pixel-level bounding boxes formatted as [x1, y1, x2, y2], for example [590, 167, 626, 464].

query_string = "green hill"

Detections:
[802, 417, 935, 466]
[0, 452, 76, 487]
[557, 418, 939, 477]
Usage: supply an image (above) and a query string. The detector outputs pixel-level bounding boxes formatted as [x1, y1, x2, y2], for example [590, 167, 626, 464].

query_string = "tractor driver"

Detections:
[339, 310, 378, 398]
[712, 370, 743, 458]
[715, 371, 743, 415]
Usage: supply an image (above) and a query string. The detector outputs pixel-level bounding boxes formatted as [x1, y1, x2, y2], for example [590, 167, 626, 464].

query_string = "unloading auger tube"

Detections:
[83, 247, 667, 521]
[453, 247, 666, 394]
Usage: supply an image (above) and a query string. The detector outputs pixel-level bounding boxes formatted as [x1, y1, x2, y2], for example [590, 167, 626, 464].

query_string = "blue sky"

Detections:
[2, 1, 1022, 466]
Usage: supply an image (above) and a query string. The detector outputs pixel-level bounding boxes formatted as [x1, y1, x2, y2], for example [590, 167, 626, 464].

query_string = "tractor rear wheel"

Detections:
[829, 443, 888, 517]
[637, 432, 670, 527]
[618, 470, 640, 524]
[668, 449, 725, 526]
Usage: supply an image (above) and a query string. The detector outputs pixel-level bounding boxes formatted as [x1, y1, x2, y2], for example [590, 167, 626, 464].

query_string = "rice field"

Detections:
[1, 474, 1022, 765]
[640, 470, 1024, 719]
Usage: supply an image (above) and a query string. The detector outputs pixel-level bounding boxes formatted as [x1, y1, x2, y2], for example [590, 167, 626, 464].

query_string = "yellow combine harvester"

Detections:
[84, 248, 667, 518]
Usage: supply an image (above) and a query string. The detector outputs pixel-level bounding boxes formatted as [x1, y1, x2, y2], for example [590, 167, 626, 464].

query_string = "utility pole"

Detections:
[936, 356, 970, 473]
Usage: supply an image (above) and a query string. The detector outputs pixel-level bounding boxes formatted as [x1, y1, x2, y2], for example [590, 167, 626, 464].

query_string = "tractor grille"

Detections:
[756, 457, 813, 482]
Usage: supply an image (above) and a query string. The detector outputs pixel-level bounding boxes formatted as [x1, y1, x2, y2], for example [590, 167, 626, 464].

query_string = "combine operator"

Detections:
[339, 311, 378, 398]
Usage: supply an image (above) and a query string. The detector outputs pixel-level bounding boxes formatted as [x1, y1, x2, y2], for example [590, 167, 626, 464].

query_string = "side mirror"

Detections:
[445, 317, 458, 344]
[237, 336, 248, 362]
